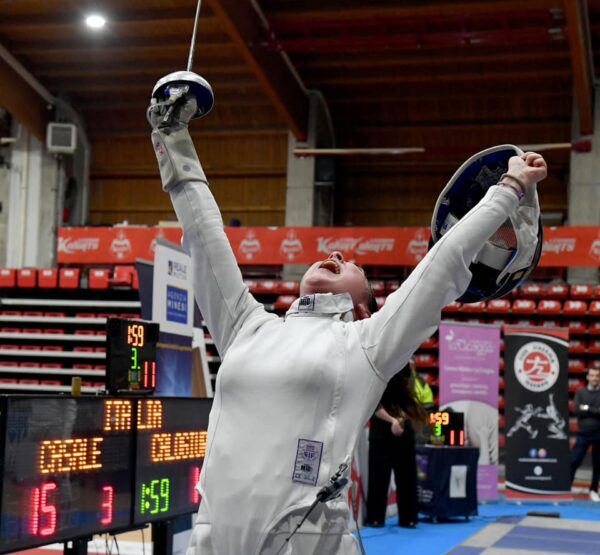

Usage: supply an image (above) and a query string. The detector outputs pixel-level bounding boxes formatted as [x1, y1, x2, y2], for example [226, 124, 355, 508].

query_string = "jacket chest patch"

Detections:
[292, 439, 323, 486]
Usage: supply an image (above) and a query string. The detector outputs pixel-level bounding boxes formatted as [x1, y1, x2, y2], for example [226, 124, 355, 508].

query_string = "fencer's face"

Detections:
[588, 369, 600, 388]
[300, 251, 370, 309]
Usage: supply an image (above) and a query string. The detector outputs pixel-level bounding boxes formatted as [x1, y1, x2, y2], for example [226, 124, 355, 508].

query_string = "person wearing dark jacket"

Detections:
[571, 367, 600, 502]
[365, 358, 429, 528]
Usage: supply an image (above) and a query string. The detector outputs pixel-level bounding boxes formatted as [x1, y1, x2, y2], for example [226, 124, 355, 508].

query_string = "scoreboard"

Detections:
[134, 398, 210, 523]
[428, 411, 465, 446]
[0, 396, 211, 554]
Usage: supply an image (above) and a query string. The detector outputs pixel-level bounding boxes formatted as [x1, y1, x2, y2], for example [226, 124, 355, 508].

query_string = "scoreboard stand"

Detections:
[63, 537, 91, 555]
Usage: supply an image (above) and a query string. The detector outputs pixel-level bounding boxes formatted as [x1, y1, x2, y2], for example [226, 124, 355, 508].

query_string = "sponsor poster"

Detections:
[152, 240, 194, 397]
[58, 225, 600, 267]
[439, 322, 501, 501]
[504, 327, 571, 499]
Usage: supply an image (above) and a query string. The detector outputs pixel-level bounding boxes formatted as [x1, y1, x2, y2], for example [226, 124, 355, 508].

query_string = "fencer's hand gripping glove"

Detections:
[148, 94, 207, 192]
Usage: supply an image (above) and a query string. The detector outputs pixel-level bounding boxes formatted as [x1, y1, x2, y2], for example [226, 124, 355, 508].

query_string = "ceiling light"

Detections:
[85, 14, 106, 29]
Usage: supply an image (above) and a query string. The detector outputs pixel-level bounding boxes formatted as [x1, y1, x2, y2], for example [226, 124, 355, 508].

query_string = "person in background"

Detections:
[571, 367, 600, 502]
[365, 357, 431, 528]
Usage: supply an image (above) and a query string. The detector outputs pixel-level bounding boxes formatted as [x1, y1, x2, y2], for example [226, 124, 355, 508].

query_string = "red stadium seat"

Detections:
[567, 320, 587, 334]
[461, 301, 486, 313]
[273, 295, 297, 311]
[16, 268, 37, 288]
[591, 360, 600, 370]
[442, 301, 462, 313]
[570, 284, 594, 299]
[276, 281, 300, 295]
[569, 359, 586, 373]
[41, 380, 62, 386]
[569, 378, 585, 393]
[370, 280, 385, 295]
[537, 300, 562, 315]
[111, 265, 136, 287]
[0, 269, 16, 288]
[42, 346, 63, 351]
[414, 353, 437, 367]
[521, 283, 546, 298]
[89, 268, 111, 289]
[588, 340, 600, 354]
[594, 285, 600, 299]
[590, 301, 600, 316]
[487, 299, 511, 314]
[38, 269, 58, 288]
[0, 379, 18, 384]
[511, 299, 536, 314]
[375, 296, 385, 310]
[540, 320, 560, 329]
[43, 329, 65, 335]
[563, 300, 588, 316]
[590, 322, 600, 336]
[569, 339, 587, 354]
[19, 362, 40, 368]
[420, 336, 438, 349]
[546, 284, 569, 299]
[386, 281, 400, 294]
[19, 379, 40, 385]
[253, 280, 278, 295]
[499, 357, 505, 370]
[243, 279, 258, 292]
[512, 319, 535, 328]
[59, 268, 80, 289]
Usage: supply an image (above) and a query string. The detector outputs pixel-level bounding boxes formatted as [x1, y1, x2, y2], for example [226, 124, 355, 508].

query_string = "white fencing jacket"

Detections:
[154, 126, 521, 555]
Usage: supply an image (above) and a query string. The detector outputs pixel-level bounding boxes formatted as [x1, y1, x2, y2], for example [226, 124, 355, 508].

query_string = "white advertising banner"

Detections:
[152, 239, 194, 337]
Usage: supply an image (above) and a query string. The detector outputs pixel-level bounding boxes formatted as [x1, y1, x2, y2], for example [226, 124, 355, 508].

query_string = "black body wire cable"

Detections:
[275, 462, 367, 555]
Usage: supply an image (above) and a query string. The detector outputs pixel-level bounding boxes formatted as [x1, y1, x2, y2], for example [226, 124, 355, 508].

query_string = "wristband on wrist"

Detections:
[497, 181, 525, 200]
[500, 172, 527, 192]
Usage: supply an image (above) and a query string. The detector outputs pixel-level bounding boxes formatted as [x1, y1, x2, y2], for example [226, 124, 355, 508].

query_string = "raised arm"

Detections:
[149, 95, 269, 357]
[357, 153, 546, 380]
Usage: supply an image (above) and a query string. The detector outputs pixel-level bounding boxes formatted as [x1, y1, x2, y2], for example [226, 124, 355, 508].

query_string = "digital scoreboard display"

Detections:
[0, 397, 133, 553]
[428, 411, 465, 446]
[0, 396, 212, 554]
[133, 398, 211, 524]
[106, 318, 160, 393]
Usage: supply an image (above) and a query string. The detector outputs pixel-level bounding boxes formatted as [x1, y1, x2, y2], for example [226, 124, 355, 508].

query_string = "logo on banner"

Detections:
[280, 229, 303, 261]
[514, 341, 559, 392]
[443, 328, 496, 356]
[317, 237, 360, 254]
[589, 233, 600, 261]
[110, 230, 132, 260]
[167, 260, 187, 280]
[407, 229, 429, 262]
[238, 230, 262, 260]
[355, 238, 395, 255]
[543, 237, 576, 255]
[166, 285, 188, 324]
[58, 237, 100, 254]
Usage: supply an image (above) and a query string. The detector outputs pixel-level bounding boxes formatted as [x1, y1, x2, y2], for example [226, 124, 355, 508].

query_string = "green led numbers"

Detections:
[140, 478, 170, 515]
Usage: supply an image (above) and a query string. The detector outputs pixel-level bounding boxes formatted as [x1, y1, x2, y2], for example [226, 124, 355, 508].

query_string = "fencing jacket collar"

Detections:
[286, 292, 355, 322]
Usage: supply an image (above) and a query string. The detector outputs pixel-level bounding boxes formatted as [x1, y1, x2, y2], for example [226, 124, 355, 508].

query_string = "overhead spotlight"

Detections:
[85, 14, 106, 30]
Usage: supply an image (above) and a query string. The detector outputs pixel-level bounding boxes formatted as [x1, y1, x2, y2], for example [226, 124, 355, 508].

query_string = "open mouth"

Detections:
[319, 259, 341, 274]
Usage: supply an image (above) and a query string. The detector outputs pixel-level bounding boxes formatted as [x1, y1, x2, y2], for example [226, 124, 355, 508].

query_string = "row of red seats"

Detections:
[0, 329, 106, 336]
[0, 362, 105, 369]
[519, 282, 600, 299]
[243, 279, 401, 297]
[444, 298, 600, 316]
[0, 378, 104, 387]
[0, 345, 106, 352]
[0, 266, 138, 289]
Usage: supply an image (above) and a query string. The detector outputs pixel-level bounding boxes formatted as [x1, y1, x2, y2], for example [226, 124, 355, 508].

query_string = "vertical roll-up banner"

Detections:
[152, 239, 194, 396]
[504, 326, 571, 500]
[439, 322, 501, 501]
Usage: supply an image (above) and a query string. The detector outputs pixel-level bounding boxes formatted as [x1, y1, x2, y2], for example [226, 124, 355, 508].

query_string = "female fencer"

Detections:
[148, 93, 546, 555]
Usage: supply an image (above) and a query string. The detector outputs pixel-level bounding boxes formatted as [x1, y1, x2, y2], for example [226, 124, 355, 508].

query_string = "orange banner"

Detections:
[57, 226, 600, 267]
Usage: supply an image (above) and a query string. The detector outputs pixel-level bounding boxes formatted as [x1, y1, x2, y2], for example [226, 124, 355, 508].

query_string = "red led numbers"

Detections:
[100, 485, 114, 525]
[30, 482, 58, 537]
[191, 466, 201, 504]
[143, 360, 156, 389]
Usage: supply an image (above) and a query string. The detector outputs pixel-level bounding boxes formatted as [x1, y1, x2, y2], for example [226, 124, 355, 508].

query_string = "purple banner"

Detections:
[439, 322, 501, 501]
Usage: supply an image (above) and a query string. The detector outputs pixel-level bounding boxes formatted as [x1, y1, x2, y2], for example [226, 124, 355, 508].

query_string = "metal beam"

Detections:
[207, 0, 309, 140]
[0, 49, 48, 141]
[563, 0, 594, 134]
